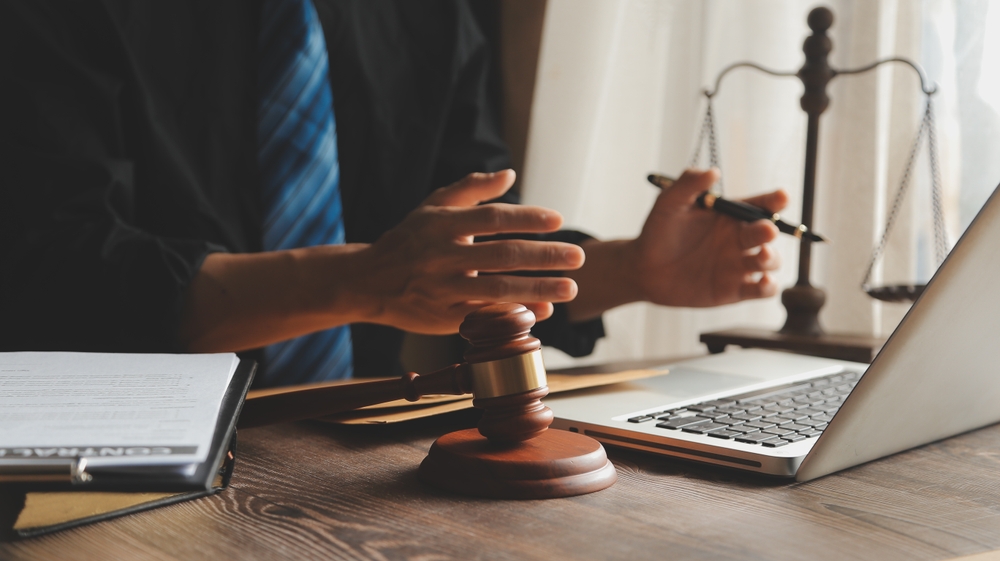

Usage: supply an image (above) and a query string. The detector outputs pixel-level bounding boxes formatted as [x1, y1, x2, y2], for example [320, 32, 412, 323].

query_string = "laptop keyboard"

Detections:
[626, 370, 862, 448]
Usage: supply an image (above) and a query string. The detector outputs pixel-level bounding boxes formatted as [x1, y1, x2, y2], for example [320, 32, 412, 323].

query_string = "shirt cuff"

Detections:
[531, 301, 605, 358]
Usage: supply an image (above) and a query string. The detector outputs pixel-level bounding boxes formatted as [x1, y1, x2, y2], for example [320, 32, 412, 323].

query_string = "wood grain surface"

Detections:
[4, 395, 1000, 560]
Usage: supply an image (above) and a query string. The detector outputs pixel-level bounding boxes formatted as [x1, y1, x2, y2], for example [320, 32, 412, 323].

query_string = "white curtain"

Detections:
[521, 0, 1000, 368]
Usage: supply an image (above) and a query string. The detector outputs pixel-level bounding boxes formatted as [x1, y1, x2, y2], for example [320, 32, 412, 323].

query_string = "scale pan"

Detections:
[863, 284, 925, 303]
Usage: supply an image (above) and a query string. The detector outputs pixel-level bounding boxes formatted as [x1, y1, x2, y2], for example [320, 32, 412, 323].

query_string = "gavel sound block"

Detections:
[238, 303, 617, 499]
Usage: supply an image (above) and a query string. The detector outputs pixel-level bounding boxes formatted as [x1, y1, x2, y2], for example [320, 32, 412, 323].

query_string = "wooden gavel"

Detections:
[237, 303, 617, 499]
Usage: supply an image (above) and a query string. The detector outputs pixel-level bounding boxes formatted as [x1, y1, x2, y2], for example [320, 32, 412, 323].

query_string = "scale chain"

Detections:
[862, 95, 948, 290]
[926, 98, 948, 265]
[688, 93, 724, 194]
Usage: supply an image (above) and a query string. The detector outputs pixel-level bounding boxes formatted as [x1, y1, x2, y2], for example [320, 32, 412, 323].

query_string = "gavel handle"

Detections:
[236, 363, 473, 429]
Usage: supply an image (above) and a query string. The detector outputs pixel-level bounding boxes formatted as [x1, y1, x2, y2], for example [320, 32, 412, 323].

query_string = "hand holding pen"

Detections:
[618, 168, 784, 308]
[647, 173, 828, 243]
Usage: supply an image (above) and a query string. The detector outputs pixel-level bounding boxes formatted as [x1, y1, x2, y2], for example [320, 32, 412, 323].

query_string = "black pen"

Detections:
[646, 174, 828, 243]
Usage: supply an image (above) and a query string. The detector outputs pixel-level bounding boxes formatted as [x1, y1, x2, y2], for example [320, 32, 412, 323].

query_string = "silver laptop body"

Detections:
[547, 184, 1000, 481]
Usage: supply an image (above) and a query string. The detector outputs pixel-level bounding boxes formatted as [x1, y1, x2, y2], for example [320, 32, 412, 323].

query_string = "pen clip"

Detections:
[697, 191, 717, 210]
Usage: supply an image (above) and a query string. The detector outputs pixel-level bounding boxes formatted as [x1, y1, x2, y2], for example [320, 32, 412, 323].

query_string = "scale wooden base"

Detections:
[700, 328, 885, 363]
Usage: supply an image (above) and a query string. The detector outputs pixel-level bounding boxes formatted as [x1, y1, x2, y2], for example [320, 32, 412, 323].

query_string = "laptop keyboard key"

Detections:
[657, 417, 710, 430]
[761, 439, 789, 448]
[763, 405, 794, 414]
[706, 429, 741, 439]
[683, 422, 730, 434]
[735, 432, 777, 444]
[762, 427, 794, 437]
[730, 412, 762, 422]
[686, 404, 717, 412]
[743, 420, 777, 430]
[628, 415, 655, 423]
[781, 434, 807, 442]
[696, 410, 733, 420]
[658, 411, 697, 420]
[715, 406, 745, 415]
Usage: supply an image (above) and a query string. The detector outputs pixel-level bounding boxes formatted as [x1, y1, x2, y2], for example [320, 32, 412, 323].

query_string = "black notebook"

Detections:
[0, 353, 255, 539]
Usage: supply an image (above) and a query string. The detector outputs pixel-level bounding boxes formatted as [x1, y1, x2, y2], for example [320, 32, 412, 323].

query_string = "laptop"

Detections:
[546, 183, 1000, 481]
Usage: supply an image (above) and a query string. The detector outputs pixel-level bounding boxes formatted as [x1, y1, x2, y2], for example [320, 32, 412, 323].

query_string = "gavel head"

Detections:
[458, 303, 553, 443]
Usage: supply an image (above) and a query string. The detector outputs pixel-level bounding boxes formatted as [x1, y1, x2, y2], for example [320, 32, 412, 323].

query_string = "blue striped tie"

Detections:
[257, 0, 353, 386]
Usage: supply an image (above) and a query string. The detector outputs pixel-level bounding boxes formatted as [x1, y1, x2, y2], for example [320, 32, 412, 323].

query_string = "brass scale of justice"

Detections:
[694, 7, 949, 362]
[238, 7, 948, 500]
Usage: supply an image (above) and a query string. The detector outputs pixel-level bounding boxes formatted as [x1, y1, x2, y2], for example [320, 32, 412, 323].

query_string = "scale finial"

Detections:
[808, 7, 834, 32]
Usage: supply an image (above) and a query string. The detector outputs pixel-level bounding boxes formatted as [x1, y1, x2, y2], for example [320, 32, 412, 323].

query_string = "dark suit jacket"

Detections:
[0, 0, 603, 379]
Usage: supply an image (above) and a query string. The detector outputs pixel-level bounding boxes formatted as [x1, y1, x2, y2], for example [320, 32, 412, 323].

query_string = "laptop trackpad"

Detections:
[547, 367, 766, 421]
[633, 368, 763, 401]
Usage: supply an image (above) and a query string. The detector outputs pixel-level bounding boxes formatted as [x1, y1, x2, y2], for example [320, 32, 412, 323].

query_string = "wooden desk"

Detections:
[4, 384, 1000, 559]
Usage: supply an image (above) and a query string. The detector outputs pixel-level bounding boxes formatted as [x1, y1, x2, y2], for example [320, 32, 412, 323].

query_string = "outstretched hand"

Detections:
[179, 170, 583, 352]
[634, 168, 787, 307]
[356, 170, 584, 334]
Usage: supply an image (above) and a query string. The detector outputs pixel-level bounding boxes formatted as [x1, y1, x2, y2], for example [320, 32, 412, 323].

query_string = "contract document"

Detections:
[0, 352, 239, 468]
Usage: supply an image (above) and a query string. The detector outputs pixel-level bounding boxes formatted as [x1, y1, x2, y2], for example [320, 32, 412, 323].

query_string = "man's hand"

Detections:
[350, 170, 584, 334]
[633, 168, 787, 307]
[564, 168, 788, 322]
[180, 170, 583, 352]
